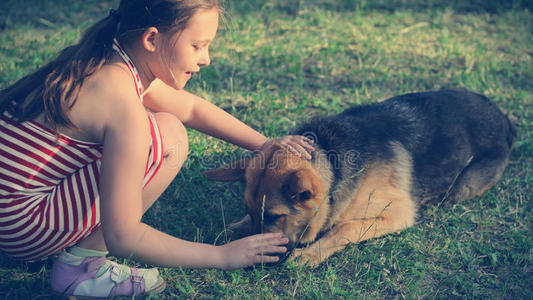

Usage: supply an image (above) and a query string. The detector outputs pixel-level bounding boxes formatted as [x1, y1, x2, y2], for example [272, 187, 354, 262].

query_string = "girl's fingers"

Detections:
[263, 245, 287, 254]
[300, 137, 315, 150]
[298, 135, 313, 143]
[266, 135, 315, 159]
[254, 253, 282, 264]
[251, 233, 289, 246]
[303, 136, 314, 143]
[253, 232, 284, 240]
[290, 143, 312, 159]
[278, 138, 311, 159]
[286, 144, 303, 157]
[254, 244, 287, 254]
[288, 135, 315, 156]
[246, 234, 289, 265]
[264, 237, 289, 247]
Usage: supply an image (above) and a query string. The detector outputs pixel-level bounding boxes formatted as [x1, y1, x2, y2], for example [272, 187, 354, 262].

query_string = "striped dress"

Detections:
[0, 39, 163, 261]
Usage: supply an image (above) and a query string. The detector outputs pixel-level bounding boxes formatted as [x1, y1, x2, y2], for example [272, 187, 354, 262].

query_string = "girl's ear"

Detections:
[141, 26, 159, 53]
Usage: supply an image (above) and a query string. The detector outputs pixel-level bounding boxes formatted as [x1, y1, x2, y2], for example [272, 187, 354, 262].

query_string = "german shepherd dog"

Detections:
[205, 89, 516, 267]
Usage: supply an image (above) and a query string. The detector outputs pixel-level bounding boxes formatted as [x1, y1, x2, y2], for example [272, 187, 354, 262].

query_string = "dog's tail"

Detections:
[505, 116, 517, 149]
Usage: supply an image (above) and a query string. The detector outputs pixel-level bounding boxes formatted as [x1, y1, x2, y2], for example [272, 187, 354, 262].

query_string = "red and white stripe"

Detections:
[113, 39, 144, 100]
[0, 40, 163, 261]
[0, 115, 103, 261]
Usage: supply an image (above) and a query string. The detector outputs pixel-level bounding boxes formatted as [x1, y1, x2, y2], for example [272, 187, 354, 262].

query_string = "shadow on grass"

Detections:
[3, 0, 531, 31]
[229, 0, 533, 16]
[141, 151, 250, 245]
[0, 0, 115, 30]
[0, 255, 53, 299]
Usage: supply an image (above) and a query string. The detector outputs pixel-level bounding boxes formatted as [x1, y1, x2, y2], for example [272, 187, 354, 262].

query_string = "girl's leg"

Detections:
[76, 112, 189, 251]
[141, 112, 189, 209]
[50, 113, 187, 297]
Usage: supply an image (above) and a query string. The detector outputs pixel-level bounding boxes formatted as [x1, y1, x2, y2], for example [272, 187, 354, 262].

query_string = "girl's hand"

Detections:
[218, 233, 289, 270]
[261, 135, 315, 160]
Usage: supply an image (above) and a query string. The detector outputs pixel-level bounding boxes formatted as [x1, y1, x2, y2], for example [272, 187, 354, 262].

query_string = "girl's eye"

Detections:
[193, 45, 201, 50]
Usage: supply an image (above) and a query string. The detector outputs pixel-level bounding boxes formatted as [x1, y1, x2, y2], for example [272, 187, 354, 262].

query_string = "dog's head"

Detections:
[205, 143, 330, 250]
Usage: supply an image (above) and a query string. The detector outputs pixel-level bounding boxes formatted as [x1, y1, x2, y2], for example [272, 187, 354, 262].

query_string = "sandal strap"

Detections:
[131, 268, 145, 295]
[109, 267, 146, 297]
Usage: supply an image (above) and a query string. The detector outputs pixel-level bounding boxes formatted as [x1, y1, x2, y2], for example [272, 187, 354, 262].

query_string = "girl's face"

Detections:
[159, 8, 219, 90]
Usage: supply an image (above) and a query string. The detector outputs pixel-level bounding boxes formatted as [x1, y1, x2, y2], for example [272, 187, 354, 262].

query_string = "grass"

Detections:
[1, 0, 532, 298]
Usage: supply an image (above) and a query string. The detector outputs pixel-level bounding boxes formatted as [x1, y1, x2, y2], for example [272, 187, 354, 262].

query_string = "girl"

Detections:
[0, 0, 314, 297]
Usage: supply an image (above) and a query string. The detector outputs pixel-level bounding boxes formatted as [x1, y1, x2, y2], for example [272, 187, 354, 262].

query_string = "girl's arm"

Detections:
[144, 80, 314, 156]
[144, 79, 266, 151]
[97, 87, 287, 269]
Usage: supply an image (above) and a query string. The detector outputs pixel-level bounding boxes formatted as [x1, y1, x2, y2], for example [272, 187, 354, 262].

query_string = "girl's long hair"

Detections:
[0, 0, 221, 130]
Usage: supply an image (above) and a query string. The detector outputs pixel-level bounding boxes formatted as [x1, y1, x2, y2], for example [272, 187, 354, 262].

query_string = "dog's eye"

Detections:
[289, 190, 312, 202]
[263, 213, 285, 225]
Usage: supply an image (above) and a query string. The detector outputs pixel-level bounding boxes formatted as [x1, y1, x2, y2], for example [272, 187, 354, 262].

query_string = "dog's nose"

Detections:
[286, 239, 295, 251]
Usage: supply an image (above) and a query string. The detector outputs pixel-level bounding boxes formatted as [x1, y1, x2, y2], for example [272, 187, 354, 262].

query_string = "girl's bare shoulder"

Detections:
[83, 63, 141, 107]
[67, 64, 147, 143]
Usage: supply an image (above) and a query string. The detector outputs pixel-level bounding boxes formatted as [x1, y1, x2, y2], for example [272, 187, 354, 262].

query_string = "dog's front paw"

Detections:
[289, 247, 322, 268]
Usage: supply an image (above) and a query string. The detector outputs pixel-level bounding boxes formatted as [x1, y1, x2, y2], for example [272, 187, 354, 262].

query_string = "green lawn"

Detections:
[1, 0, 532, 298]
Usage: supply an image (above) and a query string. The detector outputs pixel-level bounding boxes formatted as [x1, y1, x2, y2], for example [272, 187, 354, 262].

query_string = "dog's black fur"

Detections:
[293, 88, 516, 204]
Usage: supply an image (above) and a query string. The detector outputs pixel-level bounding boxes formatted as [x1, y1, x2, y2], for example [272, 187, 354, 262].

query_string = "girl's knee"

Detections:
[153, 112, 188, 168]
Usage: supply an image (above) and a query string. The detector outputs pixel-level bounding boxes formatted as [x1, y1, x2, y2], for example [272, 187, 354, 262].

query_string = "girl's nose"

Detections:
[199, 49, 210, 67]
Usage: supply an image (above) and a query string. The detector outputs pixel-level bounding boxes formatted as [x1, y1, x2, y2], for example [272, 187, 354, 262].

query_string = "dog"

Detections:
[205, 89, 516, 267]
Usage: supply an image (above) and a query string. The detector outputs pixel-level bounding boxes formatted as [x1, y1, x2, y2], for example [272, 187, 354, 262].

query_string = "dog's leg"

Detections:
[291, 192, 417, 267]
[448, 147, 512, 201]
[290, 211, 414, 267]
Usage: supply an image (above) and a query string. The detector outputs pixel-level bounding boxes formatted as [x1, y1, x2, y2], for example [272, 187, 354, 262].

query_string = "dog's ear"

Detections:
[228, 214, 254, 237]
[203, 157, 252, 182]
[282, 169, 315, 202]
